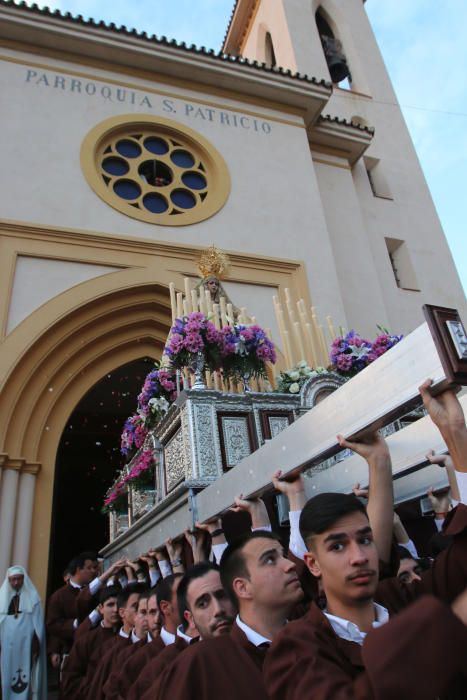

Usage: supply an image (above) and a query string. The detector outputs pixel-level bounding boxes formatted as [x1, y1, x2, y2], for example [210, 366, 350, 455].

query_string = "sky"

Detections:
[21, 0, 467, 293]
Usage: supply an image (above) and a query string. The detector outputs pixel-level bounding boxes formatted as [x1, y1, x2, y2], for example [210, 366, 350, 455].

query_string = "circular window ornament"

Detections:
[80, 115, 230, 226]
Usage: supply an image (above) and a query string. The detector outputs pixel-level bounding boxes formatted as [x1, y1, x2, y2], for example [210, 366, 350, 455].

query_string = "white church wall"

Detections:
[0, 46, 350, 330]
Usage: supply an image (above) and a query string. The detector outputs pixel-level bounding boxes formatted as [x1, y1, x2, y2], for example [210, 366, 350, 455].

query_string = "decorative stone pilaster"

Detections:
[0, 458, 24, 577]
[13, 463, 41, 568]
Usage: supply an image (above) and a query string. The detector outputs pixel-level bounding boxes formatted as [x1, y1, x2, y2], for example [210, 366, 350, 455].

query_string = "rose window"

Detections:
[81, 115, 230, 226]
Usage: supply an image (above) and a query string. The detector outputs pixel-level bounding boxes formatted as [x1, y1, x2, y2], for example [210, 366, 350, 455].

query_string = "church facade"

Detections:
[0, 0, 464, 597]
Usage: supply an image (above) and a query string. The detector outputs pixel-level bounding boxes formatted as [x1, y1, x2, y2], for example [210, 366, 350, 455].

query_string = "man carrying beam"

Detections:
[264, 381, 467, 700]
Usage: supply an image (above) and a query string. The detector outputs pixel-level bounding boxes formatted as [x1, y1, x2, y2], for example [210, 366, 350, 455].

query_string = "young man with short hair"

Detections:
[136, 562, 234, 700]
[83, 586, 143, 699]
[98, 589, 151, 700]
[156, 532, 303, 700]
[61, 586, 120, 700]
[264, 384, 467, 700]
[112, 574, 182, 699]
[396, 546, 422, 585]
[46, 551, 99, 663]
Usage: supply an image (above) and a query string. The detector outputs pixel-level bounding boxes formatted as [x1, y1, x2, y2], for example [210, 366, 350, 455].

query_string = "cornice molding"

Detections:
[22, 462, 41, 475]
[309, 117, 374, 166]
[4, 457, 25, 471]
[0, 2, 331, 127]
[0, 219, 303, 274]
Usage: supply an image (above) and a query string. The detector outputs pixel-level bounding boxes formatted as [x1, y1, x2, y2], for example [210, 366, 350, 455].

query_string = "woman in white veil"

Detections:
[0, 565, 47, 699]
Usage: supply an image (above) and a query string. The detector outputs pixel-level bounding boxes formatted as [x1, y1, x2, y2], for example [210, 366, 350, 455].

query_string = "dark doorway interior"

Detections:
[47, 357, 155, 595]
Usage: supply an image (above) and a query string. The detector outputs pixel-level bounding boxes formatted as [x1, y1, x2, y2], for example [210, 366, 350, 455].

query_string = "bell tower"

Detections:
[224, 0, 466, 337]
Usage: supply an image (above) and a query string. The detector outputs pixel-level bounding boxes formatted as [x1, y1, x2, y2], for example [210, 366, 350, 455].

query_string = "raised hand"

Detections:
[230, 495, 271, 529]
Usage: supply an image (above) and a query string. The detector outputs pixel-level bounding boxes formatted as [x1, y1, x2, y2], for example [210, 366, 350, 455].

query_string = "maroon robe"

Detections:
[46, 583, 80, 654]
[264, 504, 467, 700]
[102, 637, 147, 699]
[135, 635, 190, 700]
[84, 633, 131, 699]
[264, 596, 467, 700]
[155, 623, 269, 700]
[114, 635, 165, 699]
[61, 624, 116, 700]
[76, 585, 98, 622]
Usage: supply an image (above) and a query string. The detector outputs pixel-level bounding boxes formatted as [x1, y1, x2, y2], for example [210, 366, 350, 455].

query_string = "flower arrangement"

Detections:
[136, 364, 177, 427]
[102, 449, 156, 513]
[220, 324, 276, 381]
[165, 312, 224, 371]
[120, 414, 148, 456]
[367, 329, 404, 363]
[126, 448, 155, 490]
[276, 361, 326, 394]
[330, 328, 403, 376]
[102, 480, 128, 514]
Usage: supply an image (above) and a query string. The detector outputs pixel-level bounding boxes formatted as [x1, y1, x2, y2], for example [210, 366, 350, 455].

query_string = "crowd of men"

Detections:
[2, 380, 467, 698]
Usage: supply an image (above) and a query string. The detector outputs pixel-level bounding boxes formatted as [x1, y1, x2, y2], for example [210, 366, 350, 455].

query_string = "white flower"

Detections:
[287, 370, 300, 381]
[289, 382, 300, 394]
[297, 360, 308, 369]
[149, 397, 169, 415]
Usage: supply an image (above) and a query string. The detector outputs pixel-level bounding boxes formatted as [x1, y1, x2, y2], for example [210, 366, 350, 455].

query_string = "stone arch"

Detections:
[0, 268, 173, 595]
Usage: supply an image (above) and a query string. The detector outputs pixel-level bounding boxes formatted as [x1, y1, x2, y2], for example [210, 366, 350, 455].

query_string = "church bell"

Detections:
[321, 35, 350, 84]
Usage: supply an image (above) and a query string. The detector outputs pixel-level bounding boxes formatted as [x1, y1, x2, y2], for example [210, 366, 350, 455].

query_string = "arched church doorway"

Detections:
[47, 357, 155, 595]
[0, 273, 175, 598]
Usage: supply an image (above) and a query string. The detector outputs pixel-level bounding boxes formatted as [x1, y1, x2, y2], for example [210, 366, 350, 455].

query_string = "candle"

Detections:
[169, 282, 176, 323]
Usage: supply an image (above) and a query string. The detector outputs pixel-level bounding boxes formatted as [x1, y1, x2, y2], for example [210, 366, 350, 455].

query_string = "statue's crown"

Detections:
[197, 245, 230, 280]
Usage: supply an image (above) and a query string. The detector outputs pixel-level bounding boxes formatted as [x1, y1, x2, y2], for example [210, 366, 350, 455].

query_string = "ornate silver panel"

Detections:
[220, 416, 252, 468]
[193, 403, 222, 478]
[165, 428, 186, 492]
[268, 415, 291, 438]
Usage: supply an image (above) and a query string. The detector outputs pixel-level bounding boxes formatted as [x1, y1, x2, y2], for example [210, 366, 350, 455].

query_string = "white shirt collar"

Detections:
[69, 579, 81, 590]
[119, 627, 130, 638]
[176, 625, 194, 644]
[235, 614, 271, 647]
[131, 630, 142, 643]
[160, 626, 176, 646]
[324, 603, 389, 646]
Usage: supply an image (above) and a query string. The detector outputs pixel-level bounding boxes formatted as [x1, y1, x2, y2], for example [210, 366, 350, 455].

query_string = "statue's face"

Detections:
[207, 278, 219, 294]
[9, 574, 24, 592]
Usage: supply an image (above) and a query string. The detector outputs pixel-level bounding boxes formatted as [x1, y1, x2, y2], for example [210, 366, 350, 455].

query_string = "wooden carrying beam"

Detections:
[195, 316, 467, 521]
[304, 393, 467, 503]
[101, 307, 467, 560]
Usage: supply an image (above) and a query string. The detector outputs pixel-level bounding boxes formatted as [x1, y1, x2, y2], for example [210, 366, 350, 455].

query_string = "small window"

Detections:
[265, 32, 277, 68]
[364, 157, 393, 200]
[385, 238, 420, 291]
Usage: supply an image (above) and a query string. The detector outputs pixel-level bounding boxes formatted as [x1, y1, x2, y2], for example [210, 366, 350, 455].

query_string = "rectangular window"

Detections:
[364, 156, 393, 200]
[385, 237, 420, 291]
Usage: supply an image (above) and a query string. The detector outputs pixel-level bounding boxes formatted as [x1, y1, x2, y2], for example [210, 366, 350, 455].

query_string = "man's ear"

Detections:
[232, 576, 251, 602]
[159, 600, 170, 617]
[303, 551, 322, 578]
[183, 609, 197, 634]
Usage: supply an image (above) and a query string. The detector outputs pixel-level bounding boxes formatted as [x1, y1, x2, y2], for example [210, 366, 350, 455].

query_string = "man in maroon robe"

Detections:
[46, 551, 98, 664]
[60, 586, 119, 700]
[82, 586, 143, 699]
[112, 574, 182, 699]
[264, 383, 467, 700]
[136, 562, 233, 699]
[156, 531, 304, 699]
[98, 589, 150, 699]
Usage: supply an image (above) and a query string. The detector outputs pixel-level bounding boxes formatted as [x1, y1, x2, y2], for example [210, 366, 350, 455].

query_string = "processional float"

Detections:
[101, 248, 467, 564]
